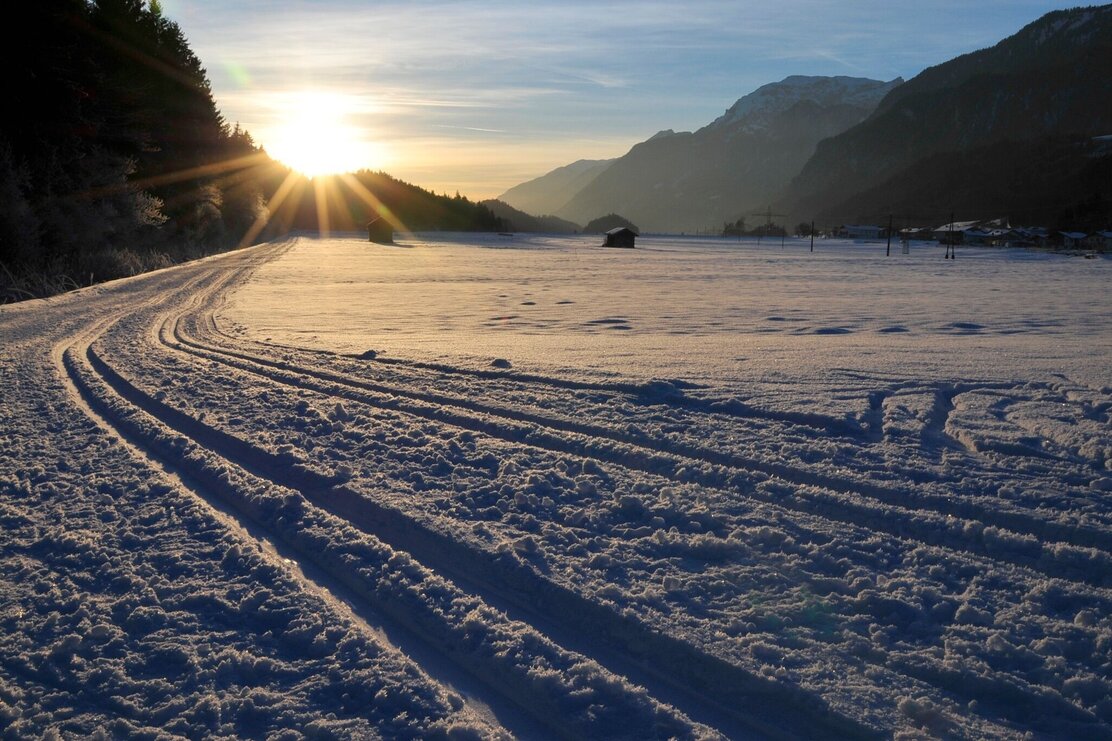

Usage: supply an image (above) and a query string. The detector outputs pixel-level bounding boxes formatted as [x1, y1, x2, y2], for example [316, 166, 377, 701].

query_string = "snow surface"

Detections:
[2, 233, 1111, 738]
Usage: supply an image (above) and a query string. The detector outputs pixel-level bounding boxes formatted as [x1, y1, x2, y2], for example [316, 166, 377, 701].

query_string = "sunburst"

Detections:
[266, 92, 387, 178]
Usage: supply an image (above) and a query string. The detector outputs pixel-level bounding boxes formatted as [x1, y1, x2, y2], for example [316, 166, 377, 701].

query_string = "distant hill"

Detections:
[498, 159, 614, 216]
[500, 76, 899, 233]
[584, 214, 639, 233]
[782, 5, 1112, 227]
[480, 200, 581, 233]
[285, 171, 507, 234]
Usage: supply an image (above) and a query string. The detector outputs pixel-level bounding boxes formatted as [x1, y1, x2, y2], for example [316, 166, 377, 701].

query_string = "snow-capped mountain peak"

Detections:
[707, 75, 903, 133]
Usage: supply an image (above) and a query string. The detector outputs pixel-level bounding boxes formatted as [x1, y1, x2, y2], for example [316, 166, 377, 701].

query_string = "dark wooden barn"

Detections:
[603, 227, 636, 248]
[366, 217, 394, 244]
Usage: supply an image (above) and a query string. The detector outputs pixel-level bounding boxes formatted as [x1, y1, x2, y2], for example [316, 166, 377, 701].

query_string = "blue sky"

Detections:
[163, 0, 1087, 198]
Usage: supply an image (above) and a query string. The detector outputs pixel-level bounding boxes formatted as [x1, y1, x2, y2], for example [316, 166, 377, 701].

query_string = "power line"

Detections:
[750, 207, 788, 247]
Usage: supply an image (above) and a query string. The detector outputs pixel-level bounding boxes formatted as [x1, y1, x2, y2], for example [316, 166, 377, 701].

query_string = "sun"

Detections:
[266, 92, 387, 177]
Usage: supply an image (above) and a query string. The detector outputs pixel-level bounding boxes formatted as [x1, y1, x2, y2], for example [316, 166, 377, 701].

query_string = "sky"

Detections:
[163, 0, 1087, 199]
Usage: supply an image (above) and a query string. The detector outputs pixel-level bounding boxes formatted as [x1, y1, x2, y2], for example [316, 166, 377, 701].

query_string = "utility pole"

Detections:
[946, 211, 955, 259]
[886, 214, 893, 257]
[951, 213, 956, 260]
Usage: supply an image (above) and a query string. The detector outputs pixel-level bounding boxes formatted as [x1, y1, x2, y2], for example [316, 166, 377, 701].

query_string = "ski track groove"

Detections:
[57, 243, 1112, 737]
[110, 254, 1110, 729]
[194, 276, 1109, 556]
[44, 276, 530, 737]
[160, 297, 1111, 589]
[86, 297, 881, 741]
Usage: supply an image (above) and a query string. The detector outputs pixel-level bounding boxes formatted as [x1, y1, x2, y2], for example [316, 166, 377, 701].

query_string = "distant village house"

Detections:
[930, 218, 1014, 246]
[898, 227, 933, 241]
[1008, 227, 1049, 248]
[1084, 231, 1112, 251]
[1056, 231, 1087, 249]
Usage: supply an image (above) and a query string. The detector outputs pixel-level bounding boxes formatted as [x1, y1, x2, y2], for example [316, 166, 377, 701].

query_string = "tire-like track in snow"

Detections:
[53, 260, 691, 740]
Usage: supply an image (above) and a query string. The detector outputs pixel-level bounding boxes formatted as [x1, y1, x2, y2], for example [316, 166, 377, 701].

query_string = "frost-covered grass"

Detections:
[2, 235, 1109, 738]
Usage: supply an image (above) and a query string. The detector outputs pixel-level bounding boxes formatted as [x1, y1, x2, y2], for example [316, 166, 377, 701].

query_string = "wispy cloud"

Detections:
[433, 125, 510, 134]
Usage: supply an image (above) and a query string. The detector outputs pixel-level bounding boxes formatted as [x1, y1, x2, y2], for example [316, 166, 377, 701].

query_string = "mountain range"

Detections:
[781, 4, 1112, 228]
[498, 4, 1112, 233]
[501, 76, 901, 233]
[479, 198, 580, 233]
[497, 160, 613, 220]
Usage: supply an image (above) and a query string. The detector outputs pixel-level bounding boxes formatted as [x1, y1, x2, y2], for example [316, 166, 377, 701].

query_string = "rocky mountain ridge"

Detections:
[500, 75, 898, 232]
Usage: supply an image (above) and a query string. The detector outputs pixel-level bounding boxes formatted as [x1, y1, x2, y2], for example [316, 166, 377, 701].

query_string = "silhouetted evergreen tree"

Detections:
[2, 0, 143, 269]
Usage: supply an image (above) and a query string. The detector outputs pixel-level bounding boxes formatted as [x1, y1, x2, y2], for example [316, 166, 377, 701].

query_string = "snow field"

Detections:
[63, 342, 715, 740]
[225, 234, 1112, 388]
[0, 272, 497, 738]
[2, 235, 1110, 738]
[216, 237, 1112, 737]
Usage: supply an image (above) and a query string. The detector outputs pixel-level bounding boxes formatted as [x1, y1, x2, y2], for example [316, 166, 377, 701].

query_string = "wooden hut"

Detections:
[367, 217, 394, 244]
[603, 227, 636, 248]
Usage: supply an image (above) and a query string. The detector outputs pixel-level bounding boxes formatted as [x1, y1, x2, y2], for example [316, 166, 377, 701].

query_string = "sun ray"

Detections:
[237, 169, 304, 248]
[320, 175, 354, 231]
[338, 173, 413, 238]
[75, 152, 275, 202]
[210, 159, 283, 193]
[313, 176, 331, 238]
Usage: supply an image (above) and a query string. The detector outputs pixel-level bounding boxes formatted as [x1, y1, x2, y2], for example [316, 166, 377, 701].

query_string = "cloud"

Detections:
[432, 125, 510, 134]
[170, 0, 1086, 196]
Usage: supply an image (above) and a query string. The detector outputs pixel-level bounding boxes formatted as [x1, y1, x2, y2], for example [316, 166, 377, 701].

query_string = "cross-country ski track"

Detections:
[3, 236, 1110, 738]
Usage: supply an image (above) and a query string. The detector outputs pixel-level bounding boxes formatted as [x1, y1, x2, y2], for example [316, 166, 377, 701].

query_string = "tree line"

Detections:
[0, 0, 504, 302]
[279, 171, 507, 236]
[0, 0, 277, 299]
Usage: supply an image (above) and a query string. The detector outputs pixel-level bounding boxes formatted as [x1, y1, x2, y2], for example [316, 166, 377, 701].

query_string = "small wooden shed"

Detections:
[367, 217, 394, 244]
[603, 227, 636, 248]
